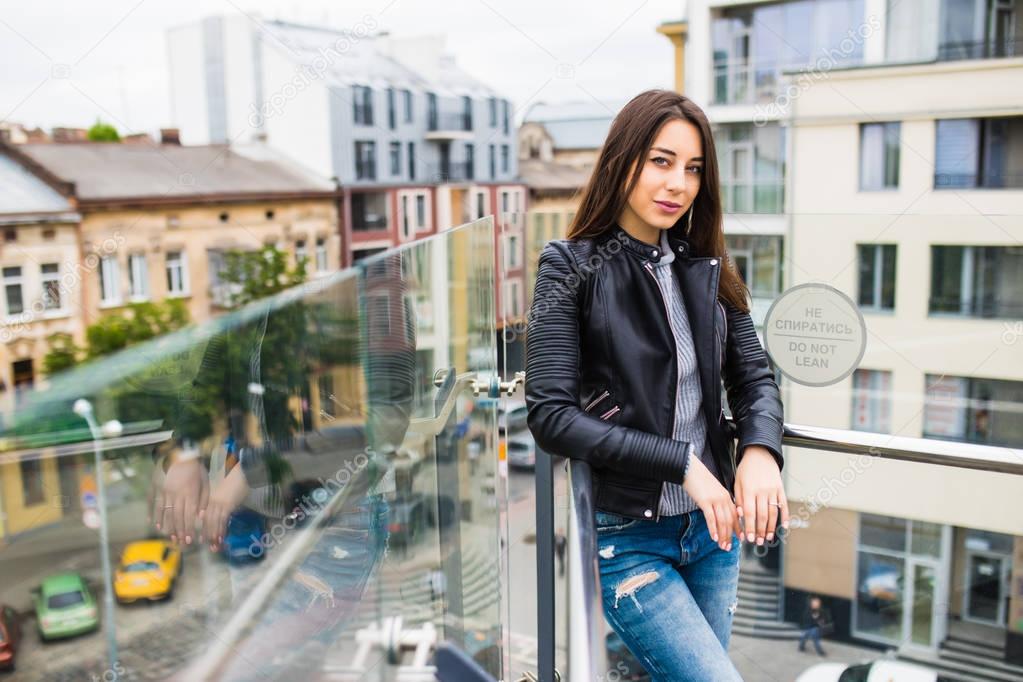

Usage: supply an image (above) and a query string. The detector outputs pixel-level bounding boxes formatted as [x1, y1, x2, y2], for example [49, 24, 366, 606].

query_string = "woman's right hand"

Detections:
[682, 456, 740, 551]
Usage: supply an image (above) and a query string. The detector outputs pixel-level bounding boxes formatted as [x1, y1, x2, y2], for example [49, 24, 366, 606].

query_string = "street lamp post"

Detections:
[73, 398, 122, 674]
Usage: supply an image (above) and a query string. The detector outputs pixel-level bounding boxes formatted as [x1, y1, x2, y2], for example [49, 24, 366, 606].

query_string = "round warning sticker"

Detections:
[763, 283, 867, 387]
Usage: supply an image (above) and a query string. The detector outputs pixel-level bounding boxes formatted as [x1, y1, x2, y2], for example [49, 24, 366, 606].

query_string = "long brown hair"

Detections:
[567, 89, 749, 312]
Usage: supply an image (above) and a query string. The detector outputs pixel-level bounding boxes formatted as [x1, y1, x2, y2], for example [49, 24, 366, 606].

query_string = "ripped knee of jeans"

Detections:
[612, 570, 659, 613]
[728, 597, 738, 615]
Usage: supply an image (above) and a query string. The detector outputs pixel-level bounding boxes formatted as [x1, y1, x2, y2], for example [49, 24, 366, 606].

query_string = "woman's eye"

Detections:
[651, 156, 670, 167]
[686, 165, 703, 174]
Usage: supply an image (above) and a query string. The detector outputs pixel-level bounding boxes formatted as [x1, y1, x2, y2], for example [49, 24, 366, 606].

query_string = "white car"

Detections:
[796, 660, 937, 682]
[506, 431, 537, 469]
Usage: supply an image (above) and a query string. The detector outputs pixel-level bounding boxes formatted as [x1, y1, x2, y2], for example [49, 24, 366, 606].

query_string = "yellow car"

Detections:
[113, 540, 181, 603]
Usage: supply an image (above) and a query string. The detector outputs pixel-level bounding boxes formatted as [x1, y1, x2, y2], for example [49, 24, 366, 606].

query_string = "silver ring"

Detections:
[164, 505, 175, 509]
[769, 502, 782, 508]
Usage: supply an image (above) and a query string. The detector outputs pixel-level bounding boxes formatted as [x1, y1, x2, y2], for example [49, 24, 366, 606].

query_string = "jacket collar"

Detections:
[607, 223, 692, 261]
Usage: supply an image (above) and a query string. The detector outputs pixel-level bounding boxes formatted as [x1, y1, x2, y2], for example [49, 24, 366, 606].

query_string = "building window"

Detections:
[724, 234, 784, 301]
[712, 0, 865, 105]
[387, 88, 396, 130]
[127, 254, 148, 300]
[355, 141, 377, 180]
[489, 97, 498, 126]
[502, 99, 510, 135]
[476, 191, 486, 219]
[935, 0, 1020, 61]
[403, 89, 413, 122]
[930, 245, 1023, 318]
[501, 144, 510, 174]
[40, 263, 61, 311]
[416, 194, 427, 231]
[851, 369, 892, 433]
[504, 233, 521, 269]
[501, 191, 510, 214]
[489, 144, 496, 179]
[389, 141, 402, 177]
[935, 116, 1023, 189]
[352, 192, 389, 231]
[857, 244, 897, 311]
[427, 92, 438, 131]
[295, 239, 308, 265]
[166, 251, 188, 296]
[464, 143, 475, 180]
[4, 229, 16, 242]
[353, 85, 373, 125]
[717, 123, 786, 214]
[860, 122, 900, 190]
[19, 458, 45, 506]
[924, 375, 1023, 448]
[407, 141, 416, 180]
[462, 95, 473, 131]
[504, 279, 522, 318]
[3, 266, 24, 315]
[99, 257, 120, 305]
[315, 237, 328, 273]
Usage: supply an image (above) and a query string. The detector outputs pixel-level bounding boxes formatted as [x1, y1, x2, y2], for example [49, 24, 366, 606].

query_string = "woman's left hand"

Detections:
[733, 445, 788, 546]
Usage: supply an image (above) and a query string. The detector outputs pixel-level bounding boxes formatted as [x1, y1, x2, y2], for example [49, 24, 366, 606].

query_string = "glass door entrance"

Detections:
[965, 552, 1009, 624]
[907, 561, 939, 648]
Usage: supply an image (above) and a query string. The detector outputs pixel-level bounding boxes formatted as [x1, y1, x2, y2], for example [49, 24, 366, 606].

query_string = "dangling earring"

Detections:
[686, 201, 695, 236]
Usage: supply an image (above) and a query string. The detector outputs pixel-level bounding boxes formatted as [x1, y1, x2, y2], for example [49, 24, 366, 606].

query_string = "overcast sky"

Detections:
[0, 0, 684, 136]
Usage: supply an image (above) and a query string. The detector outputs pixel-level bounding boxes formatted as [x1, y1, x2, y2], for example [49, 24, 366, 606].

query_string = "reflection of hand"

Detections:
[734, 445, 789, 546]
[202, 465, 250, 552]
[160, 459, 208, 545]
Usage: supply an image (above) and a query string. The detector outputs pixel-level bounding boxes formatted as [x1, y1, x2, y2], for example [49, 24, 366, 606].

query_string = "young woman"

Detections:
[525, 89, 787, 681]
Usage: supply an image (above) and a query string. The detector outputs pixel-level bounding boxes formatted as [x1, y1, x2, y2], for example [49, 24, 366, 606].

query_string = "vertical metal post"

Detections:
[535, 448, 555, 681]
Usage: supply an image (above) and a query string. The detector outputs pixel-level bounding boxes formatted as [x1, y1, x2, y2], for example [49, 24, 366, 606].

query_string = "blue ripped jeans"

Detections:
[596, 508, 742, 682]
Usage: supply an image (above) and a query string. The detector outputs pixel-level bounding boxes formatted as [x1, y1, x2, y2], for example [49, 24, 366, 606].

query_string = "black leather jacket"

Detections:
[525, 224, 785, 520]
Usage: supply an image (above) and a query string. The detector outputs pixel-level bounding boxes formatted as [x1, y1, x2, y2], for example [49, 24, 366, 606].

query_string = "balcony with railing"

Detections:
[426, 112, 474, 141]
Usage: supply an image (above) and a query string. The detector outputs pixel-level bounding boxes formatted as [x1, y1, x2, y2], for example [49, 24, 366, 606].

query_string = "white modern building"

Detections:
[683, 0, 1023, 674]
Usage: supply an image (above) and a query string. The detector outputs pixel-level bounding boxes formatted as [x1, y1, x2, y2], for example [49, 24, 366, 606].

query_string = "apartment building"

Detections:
[6, 138, 339, 330]
[165, 17, 525, 260]
[166, 16, 527, 379]
[686, 0, 1023, 672]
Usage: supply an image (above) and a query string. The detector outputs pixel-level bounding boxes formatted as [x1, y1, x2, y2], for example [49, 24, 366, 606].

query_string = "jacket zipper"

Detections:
[599, 406, 620, 420]
[643, 261, 675, 522]
[584, 390, 610, 412]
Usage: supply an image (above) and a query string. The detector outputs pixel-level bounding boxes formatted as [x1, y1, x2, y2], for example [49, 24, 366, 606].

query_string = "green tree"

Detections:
[41, 332, 80, 375]
[84, 299, 189, 358]
[86, 120, 120, 142]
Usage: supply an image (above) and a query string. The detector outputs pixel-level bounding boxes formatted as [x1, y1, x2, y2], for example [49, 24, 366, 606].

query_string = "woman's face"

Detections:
[619, 118, 704, 234]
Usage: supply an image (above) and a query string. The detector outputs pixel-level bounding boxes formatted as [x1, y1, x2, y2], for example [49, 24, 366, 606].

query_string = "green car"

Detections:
[33, 573, 99, 641]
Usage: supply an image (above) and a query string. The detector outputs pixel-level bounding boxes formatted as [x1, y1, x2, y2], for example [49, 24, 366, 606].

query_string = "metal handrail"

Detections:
[554, 420, 1023, 681]
[780, 421, 1023, 475]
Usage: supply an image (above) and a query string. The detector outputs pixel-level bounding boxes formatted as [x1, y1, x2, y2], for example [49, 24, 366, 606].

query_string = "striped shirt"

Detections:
[648, 230, 718, 516]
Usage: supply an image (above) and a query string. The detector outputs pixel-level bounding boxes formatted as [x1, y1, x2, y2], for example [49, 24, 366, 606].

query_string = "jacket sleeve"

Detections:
[721, 301, 785, 470]
[525, 242, 694, 484]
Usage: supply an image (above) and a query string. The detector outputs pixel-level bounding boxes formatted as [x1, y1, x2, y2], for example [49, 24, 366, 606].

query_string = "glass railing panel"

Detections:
[0, 217, 503, 681]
